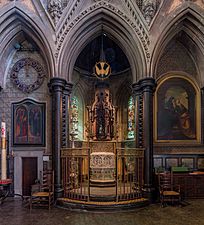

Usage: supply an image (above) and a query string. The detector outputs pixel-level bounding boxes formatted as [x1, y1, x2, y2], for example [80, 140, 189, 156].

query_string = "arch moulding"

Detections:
[57, 5, 149, 83]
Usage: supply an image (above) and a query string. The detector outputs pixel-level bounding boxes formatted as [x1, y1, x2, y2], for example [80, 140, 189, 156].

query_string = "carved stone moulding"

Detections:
[10, 57, 46, 93]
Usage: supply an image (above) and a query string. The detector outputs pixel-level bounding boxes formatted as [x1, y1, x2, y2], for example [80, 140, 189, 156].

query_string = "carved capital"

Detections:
[48, 77, 67, 93]
[64, 82, 73, 96]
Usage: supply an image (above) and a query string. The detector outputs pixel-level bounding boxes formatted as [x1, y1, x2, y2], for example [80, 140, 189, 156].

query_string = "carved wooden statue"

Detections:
[87, 86, 116, 141]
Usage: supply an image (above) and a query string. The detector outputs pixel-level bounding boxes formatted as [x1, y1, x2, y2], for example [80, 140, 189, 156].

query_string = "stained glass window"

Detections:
[70, 96, 79, 138]
[127, 96, 135, 139]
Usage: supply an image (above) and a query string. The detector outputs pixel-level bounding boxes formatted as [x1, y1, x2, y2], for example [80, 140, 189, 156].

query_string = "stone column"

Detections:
[132, 78, 156, 200]
[140, 78, 156, 188]
[48, 78, 66, 198]
[62, 83, 73, 148]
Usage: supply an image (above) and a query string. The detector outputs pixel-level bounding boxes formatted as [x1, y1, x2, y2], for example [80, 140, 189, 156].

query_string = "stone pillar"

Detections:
[140, 78, 156, 188]
[132, 78, 156, 200]
[62, 83, 73, 148]
[48, 78, 66, 198]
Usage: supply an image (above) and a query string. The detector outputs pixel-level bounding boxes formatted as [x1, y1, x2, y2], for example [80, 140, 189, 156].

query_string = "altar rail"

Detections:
[61, 147, 144, 202]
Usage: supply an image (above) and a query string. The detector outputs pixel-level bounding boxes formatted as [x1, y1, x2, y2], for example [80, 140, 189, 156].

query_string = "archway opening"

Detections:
[60, 34, 146, 207]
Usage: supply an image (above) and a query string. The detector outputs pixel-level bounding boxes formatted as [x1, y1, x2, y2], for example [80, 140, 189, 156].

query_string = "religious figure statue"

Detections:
[87, 85, 116, 141]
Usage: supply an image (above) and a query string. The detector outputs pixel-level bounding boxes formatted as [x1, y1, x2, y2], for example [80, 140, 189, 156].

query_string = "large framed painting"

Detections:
[155, 75, 201, 143]
[12, 99, 45, 146]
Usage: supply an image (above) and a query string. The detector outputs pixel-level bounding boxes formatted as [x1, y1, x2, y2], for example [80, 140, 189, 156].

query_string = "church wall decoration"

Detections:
[10, 57, 46, 93]
[155, 75, 201, 143]
[198, 158, 204, 170]
[12, 99, 46, 146]
[181, 158, 194, 169]
[165, 158, 178, 169]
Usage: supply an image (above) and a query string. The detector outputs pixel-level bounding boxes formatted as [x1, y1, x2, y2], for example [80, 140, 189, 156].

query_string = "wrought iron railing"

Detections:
[61, 147, 144, 202]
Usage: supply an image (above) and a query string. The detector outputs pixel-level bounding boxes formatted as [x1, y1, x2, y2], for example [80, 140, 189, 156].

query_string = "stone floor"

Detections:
[0, 198, 204, 225]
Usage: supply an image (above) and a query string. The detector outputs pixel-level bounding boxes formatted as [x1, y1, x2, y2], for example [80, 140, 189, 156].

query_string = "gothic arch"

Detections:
[0, 6, 55, 86]
[150, 6, 204, 86]
[58, 6, 147, 83]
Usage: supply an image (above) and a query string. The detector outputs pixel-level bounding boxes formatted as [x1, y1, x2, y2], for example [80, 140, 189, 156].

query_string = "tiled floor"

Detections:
[0, 198, 204, 225]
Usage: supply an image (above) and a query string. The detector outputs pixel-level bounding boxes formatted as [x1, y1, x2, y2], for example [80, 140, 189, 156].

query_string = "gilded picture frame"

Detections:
[154, 75, 201, 143]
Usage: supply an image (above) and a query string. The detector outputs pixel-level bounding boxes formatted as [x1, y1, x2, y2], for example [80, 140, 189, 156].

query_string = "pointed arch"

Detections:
[58, 6, 147, 83]
[0, 6, 55, 86]
[150, 6, 204, 86]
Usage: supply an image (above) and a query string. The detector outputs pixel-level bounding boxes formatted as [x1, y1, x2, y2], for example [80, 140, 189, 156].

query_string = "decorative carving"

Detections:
[62, 94, 67, 147]
[142, 1, 157, 25]
[90, 152, 115, 169]
[10, 58, 46, 93]
[48, 0, 62, 25]
[138, 94, 144, 148]
[90, 152, 115, 183]
[90, 142, 115, 153]
[135, 0, 161, 25]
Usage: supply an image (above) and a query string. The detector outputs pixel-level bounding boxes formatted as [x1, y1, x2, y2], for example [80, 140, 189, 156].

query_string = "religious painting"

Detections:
[12, 99, 45, 146]
[155, 76, 200, 142]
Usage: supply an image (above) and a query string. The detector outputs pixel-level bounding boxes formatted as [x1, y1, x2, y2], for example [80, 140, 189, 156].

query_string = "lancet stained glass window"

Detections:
[127, 96, 135, 139]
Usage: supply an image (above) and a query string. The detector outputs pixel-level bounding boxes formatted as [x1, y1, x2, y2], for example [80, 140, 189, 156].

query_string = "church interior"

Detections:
[1, 0, 204, 223]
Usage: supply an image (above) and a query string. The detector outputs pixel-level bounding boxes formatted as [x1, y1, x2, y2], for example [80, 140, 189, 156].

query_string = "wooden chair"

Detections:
[158, 171, 181, 207]
[30, 170, 54, 211]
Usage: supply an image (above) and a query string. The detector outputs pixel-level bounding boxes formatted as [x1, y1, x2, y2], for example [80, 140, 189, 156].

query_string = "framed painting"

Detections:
[12, 99, 45, 146]
[155, 75, 201, 143]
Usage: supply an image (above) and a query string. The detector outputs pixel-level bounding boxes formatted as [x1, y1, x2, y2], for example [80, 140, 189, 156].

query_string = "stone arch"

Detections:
[58, 7, 147, 83]
[150, 6, 204, 86]
[0, 6, 55, 87]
